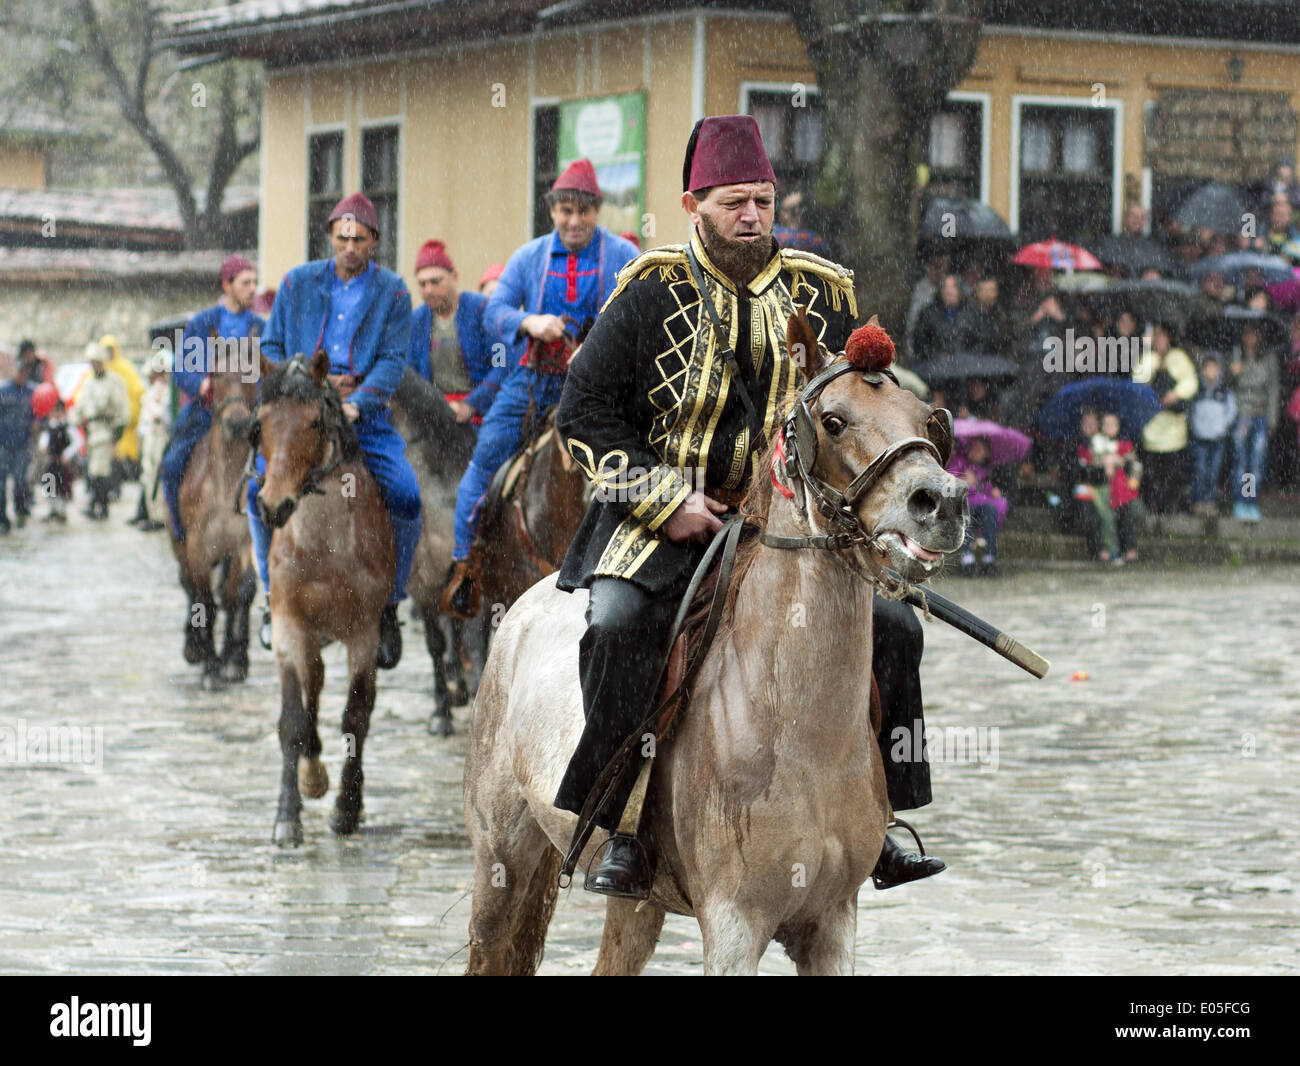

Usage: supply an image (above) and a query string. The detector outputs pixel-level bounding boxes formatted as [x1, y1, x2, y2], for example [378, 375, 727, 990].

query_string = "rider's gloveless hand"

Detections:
[661, 490, 728, 544]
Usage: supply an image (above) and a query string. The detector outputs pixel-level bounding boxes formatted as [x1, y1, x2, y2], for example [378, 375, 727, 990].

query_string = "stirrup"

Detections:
[871, 817, 929, 891]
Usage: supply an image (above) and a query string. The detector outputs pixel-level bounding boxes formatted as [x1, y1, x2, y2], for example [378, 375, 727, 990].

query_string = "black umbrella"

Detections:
[1189, 251, 1293, 284]
[1091, 235, 1179, 277]
[920, 197, 1014, 241]
[911, 353, 1019, 386]
[1174, 181, 1249, 235]
[1187, 306, 1289, 351]
[1084, 279, 1197, 328]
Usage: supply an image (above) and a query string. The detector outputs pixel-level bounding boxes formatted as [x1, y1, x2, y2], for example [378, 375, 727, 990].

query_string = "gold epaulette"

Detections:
[600, 244, 689, 312]
[780, 247, 858, 319]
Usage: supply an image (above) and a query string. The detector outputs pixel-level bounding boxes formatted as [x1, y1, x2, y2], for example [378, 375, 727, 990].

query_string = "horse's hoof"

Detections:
[220, 659, 248, 683]
[183, 636, 206, 665]
[298, 756, 329, 799]
[201, 669, 223, 691]
[427, 711, 454, 737]
[330, 805, 362, 836]
[272, 819, 303, 847]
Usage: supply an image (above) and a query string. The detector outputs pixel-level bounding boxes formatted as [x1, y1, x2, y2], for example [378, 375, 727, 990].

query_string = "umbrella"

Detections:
[1035, 378, 1161, 442]
[1186, 306, 1288, 351]
[1083, 279, 1197, 327]
[953, 418, 1031, 465]
[920, 197, 1014, 241]
[1054, 272, 1113, 293]
[1266, 270, 1300, 311]
[910, 353, 1019, 386]
[1189, 252, 1293, 285]
[1174, 181, 1248, 235]
[1013, 239, 1101, 272]
[1091, 235, 1179, 277]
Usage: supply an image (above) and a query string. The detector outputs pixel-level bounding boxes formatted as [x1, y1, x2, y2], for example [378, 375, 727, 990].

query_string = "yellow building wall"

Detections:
[0, 144, 47, 189]
[255, 15, 1300, 294]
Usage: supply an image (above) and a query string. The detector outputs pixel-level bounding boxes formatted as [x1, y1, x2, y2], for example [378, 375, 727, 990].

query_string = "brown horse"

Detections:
[168, 365, 258, 688]
[471, 415, 589, 621]
[463, 312, 968, 975]
[254, 352, 394, 847]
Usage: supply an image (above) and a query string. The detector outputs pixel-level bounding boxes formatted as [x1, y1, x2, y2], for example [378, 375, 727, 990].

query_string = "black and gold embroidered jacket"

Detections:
[556, 229, 858, 594]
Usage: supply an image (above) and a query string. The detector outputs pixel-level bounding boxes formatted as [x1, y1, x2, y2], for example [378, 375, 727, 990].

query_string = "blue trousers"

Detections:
[0, 445, 30, 521]
[1231, 415, 1269, 502]
[1191, 438, 1226, 505]
[962, 501, 1000, 557]
[247, 410, 422, 603]
[453, 368, 565, 560]
[160, 402, 212, 540]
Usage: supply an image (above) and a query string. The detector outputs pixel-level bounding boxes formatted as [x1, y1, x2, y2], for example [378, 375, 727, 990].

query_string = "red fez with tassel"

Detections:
[551, 158, 602, 199]
[415, 240, 455, 273]
[683, 115, 777, 192]
[327, 192, 381, 236]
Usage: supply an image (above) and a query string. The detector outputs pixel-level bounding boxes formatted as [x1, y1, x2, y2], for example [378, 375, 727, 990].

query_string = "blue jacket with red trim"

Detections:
[175, 304, 265, 401]
[261, 258, 412, 421]
[483, 226, 638, 371]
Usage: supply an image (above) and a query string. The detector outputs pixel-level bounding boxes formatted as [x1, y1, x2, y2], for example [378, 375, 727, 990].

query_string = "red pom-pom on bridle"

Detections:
[844, 319, 895, 371]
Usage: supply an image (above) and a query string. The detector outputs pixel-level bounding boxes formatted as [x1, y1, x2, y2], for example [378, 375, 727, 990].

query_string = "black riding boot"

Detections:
[871, 832, 946, 890]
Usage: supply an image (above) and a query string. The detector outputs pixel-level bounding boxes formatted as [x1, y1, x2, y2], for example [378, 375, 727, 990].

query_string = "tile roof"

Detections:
[0, 246, 250, 281]
[0, 186, 258, 234]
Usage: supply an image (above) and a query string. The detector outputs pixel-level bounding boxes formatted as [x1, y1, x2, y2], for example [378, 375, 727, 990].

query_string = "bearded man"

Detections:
[553, 115, 946, 898]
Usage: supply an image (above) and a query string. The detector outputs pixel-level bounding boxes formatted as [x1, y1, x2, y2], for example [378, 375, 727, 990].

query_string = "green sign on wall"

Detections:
[559, 92, 646, 240]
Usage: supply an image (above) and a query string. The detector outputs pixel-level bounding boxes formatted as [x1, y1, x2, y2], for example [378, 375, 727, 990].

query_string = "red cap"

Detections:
[415, 239, 455, 273]
[551, 158, 602, 199]
[221, 254, 254, 285]
[683, 115, 777, 192]
[327, 192, 380, 236]
[620, 231, 641, 251]
[478, 263, 505, 288]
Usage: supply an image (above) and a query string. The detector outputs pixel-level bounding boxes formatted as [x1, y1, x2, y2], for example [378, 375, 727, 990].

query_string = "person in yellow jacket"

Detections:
[1131, 319, 1198, 514]
[70, 334, 144, 499]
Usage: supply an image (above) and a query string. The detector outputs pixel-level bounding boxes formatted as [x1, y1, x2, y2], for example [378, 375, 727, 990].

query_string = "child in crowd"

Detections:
[947, 435, 1006, 576]
[1077, 411, 1143, 563]
[39, 399, 75, 523]
[1188, 353, 1238, 516]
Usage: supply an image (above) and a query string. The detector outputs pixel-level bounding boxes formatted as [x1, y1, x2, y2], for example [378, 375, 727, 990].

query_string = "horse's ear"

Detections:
[787, 304, 824, 379]
[309, 349, 330, 386]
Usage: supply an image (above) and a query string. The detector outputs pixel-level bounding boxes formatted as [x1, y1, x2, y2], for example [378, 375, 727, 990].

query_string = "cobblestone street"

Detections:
[1, 493, 1296, 975]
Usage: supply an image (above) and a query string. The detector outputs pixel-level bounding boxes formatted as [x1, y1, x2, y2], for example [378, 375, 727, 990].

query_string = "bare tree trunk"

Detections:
[791, 1, 985, 341]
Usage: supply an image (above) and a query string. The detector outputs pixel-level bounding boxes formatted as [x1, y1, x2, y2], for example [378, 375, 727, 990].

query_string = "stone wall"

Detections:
[0, 276, 216, 370]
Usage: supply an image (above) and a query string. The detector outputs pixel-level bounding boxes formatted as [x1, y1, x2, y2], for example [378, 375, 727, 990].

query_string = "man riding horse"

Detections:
[406, 239, 506, 426]
[248, 192, 420, 669]
[441, 160, 639, 616]
[161, 255, 264, 544]
[553, 115, 946, 897]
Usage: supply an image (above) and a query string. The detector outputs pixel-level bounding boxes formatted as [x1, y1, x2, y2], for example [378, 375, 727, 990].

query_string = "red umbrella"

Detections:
[1013, 238, 1101, 272]
[953, 418, 1032, 466]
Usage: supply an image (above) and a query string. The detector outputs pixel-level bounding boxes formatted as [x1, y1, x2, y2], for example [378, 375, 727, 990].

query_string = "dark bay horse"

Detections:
[464, 312, 968, 975]
[167, 365, 258, 688]
[255, 352, 394, 847]
[387, 369, 478, 736]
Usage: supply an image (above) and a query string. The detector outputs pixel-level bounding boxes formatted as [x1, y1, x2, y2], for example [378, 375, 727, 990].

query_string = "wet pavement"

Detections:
[1, 487, 1297, 975]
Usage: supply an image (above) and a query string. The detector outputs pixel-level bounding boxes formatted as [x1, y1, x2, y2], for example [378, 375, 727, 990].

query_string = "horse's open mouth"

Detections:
[873, 531, 946, 580]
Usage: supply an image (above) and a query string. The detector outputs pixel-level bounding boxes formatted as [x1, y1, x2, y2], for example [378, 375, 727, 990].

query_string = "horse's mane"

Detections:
[389, 368, 476, 477]
[260, 357, 361, 461]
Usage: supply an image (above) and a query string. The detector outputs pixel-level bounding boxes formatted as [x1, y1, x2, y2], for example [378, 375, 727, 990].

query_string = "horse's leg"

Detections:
[332, 641, 375, 836]
[463, 613, 489, 699]
[194, 557, 221, 687]
[779, 900, 858, 976]
[180, 573, 207, 665]
[697, 898, 775, 976]
[466, 814, 559, 976]
[272, 626, 319, 846]
[423, 606, 454, 737]
[219, 560, 256, 683]
[443, 615, 469, 706]
[592, 898, 667, 976]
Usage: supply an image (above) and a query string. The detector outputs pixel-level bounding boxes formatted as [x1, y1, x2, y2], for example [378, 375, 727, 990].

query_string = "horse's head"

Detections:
[254, 351, 353, 529]
[210, 359, 258, 443]
[775, 308, 968, 584]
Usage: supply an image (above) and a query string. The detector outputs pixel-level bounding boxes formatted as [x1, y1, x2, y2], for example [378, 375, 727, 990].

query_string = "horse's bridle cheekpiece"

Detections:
[766, 357, 953, 556]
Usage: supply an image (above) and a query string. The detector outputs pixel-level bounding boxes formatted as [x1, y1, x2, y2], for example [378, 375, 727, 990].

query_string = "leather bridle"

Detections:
[761, 358, 954, 567]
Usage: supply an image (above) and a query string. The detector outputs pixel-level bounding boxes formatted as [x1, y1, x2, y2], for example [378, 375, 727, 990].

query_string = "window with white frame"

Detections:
[1017, 103, 1115, 243]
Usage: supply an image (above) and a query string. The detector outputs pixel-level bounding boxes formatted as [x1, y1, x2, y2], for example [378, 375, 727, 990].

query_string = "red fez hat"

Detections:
[327, 192, 380, 236]
[415, 239, 455, 273]
[551, 158, 602, 199]
[683, 115, 777, 192]
[478, 263, 505, 288]
[221, 254, 255, 285]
